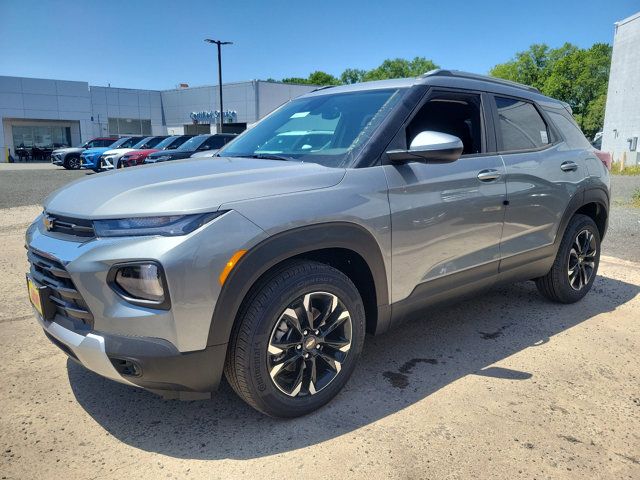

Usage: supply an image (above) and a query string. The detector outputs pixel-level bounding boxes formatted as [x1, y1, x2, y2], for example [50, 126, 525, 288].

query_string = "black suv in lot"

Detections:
[144, 133, 237, 163]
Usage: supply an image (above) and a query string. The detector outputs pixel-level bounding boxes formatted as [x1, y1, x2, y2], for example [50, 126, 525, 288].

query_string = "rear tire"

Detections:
[224, 260, 365, 417]
[536, 214, 600, 303]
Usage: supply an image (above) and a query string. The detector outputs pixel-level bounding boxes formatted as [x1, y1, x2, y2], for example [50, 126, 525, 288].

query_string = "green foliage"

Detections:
[611, 163, 640, 176]
[490, 43, 612, 138]
[307, 71, 340, 86]
[340, 68, 366, 84]
[280, 76, 312, 85]
[362, 57, 439, 81]
[280, 57, 439, 87]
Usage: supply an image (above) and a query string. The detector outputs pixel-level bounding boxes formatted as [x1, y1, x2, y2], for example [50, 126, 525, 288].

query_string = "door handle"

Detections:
[477, 169, 501, 182]
[560, 161, 578, 172]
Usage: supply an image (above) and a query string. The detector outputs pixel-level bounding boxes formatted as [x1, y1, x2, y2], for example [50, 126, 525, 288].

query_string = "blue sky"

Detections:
[0, 0, 637, 90]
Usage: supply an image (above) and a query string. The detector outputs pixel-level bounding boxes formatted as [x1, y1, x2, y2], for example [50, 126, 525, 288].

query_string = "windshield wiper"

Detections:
[248, 153, 294, 161]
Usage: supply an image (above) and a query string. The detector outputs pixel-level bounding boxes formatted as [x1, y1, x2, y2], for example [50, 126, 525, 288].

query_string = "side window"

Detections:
[545, 109, 592, 150]
[205, 137, 228, 149]
[494, 96, 550, 152]
[406, 92, 483, 155]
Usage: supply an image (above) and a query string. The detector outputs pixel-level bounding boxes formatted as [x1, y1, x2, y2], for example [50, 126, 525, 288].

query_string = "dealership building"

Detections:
[0, 76, 316, 161]
[602, 11, 640, 166]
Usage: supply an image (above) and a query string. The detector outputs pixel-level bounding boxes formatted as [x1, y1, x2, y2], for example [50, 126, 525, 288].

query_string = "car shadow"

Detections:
[67, 274, 639, 460]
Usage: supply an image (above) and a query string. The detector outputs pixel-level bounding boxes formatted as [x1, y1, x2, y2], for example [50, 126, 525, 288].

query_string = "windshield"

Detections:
[108, 137, 131, 149]
[178, 135, 208, 151]
[132, 137, 155, 149]
[153, 136, 178, 149]
[219, 88, 404, 167]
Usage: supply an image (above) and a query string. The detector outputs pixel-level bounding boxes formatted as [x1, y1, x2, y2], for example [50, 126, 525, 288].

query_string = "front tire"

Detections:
[224, 260, 365, 417]
[536, 214, 600, 303]
[64, 156, 81, 170]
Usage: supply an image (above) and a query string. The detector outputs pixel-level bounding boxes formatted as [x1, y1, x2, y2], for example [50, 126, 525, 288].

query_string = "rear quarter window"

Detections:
[494, 96, 550, 152]
[545, 109, 592, 150]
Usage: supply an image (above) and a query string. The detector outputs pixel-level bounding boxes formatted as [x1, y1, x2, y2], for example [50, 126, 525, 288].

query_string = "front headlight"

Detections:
[93, 211, 227, 237]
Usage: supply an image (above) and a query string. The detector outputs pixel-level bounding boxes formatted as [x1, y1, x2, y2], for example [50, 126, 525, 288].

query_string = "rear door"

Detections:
[489, 94, 586, 262]
[384, 89, 507, 304]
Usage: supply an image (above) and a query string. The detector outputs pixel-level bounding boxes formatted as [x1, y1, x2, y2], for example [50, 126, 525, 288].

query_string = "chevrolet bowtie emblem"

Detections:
[43, 215, 55, 231]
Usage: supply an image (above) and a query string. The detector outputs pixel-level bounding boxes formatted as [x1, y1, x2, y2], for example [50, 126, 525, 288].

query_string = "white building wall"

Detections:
[602, 12, 640, 165]
[0, 75, 317, 161]
[256, 81, 316, 119]
[0, 76, 91, 160]
[89, 86, 164, 137]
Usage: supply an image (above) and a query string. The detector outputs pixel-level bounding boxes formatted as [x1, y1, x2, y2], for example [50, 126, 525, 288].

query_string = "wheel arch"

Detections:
[554, 186, 609, 252]
[206, 222, 391, 347]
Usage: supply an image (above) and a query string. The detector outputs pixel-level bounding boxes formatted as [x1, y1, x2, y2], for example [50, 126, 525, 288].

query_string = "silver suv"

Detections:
[26, 70, 609, 417]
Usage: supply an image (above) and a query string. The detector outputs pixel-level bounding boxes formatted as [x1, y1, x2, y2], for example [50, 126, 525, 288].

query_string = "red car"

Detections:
[120, 135, 193, 167]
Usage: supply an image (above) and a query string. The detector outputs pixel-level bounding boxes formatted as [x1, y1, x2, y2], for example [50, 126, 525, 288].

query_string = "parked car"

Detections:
[80, 136, 144, 171]
[256, 130, 333, 154]
[144, 134, 236, 164]
[99, 136, 167, 170]
[26, 70, 609, 417]
[120, 135, 194, 168]
[51, 138, 118, 170]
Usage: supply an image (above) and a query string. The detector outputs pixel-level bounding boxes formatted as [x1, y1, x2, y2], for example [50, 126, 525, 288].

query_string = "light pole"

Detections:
[204, 38, 233, 133]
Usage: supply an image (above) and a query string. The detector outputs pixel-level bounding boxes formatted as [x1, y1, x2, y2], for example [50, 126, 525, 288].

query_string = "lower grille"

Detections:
[27, 247, 94, 330]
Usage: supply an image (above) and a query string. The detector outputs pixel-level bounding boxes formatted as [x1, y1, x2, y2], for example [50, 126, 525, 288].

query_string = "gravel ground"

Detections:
[0, 165, 639, 479]
[0, 163, 87, 209]
[1, 205, 639, 479]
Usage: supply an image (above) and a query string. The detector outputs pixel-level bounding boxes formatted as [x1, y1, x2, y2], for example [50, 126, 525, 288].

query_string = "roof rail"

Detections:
[422, 69, 541, 94]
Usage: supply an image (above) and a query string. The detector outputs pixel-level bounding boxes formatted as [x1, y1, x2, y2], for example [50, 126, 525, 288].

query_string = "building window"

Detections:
[12, 125, 71, 148]
[108, 118, 152, 136]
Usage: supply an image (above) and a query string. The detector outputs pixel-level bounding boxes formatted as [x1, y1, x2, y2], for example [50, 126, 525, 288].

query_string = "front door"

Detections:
[384, 90, 507, 305]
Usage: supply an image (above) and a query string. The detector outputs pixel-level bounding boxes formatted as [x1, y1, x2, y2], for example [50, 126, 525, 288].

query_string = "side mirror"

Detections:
[387, 131, 463, 164]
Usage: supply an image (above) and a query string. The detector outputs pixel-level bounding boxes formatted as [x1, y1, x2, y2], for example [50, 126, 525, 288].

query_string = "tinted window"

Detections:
[179, 135, 209, 151]
[545, 109, 592, 150]
[203, 136, 232, 149]
[495, 96, 550, 152]
[406, 92, 483, 155]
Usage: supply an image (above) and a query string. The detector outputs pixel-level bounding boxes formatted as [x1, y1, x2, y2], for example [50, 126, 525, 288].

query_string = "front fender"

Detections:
[206, 222, 390, 347]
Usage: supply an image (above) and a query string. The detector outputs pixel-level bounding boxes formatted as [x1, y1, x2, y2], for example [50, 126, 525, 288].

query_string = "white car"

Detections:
[99, 136, 166, 170]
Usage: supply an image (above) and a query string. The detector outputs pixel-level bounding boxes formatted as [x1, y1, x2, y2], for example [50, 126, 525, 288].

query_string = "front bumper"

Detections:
[37, 310, 227, 394]
[80, 155, 98, 169]
[26, 208, 265, 354]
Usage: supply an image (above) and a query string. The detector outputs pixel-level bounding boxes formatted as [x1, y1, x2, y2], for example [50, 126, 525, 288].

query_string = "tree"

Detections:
[363, 57, 439, 81]
[340, 68, 366, 84]
[307, 70, 340, 86]
[490, 43, 612, 138]
[279, 57, 439, 87]
[280, 76, 312, 85]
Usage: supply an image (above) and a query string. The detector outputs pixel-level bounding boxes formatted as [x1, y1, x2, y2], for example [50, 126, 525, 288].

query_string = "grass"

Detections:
[632, 189, 640, 208]
[611, 163, 640, 175]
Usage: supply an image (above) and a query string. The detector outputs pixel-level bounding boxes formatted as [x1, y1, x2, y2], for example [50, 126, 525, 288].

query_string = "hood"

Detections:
[125, 148, 158, 156]
[44, 157, 346, 218]
[103, 148, 135, 156]
[52, 147, 83, 155]
[190, 149, 219, 158]
[82, 147, 110, 156]
[147, 150, 193, 161]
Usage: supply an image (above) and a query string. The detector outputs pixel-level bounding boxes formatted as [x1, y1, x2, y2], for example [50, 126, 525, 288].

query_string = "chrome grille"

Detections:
[44, 213, 95, 238]
[27, 247, 93, 329]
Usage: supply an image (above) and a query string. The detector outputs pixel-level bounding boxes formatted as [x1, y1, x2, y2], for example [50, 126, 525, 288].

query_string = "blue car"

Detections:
[80, 137, 144, 171]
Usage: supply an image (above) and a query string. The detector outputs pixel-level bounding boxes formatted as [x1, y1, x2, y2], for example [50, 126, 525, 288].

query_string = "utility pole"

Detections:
[204, 38, 233, 133]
